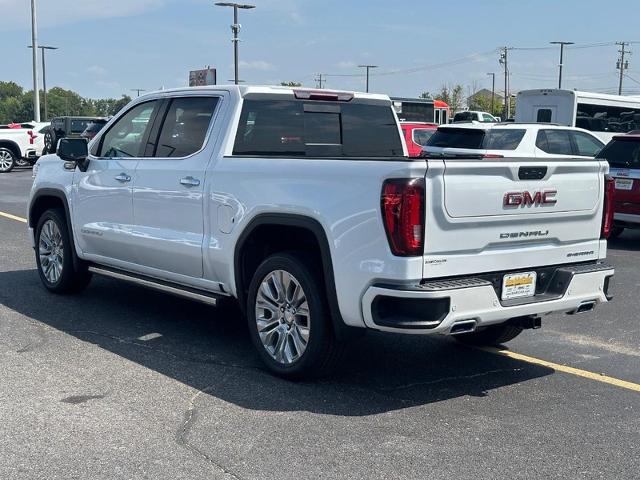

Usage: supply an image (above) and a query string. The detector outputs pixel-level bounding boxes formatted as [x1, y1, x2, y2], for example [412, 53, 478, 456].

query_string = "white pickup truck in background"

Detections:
[0, 121, 49, 172]
[28, 86, 615, 379]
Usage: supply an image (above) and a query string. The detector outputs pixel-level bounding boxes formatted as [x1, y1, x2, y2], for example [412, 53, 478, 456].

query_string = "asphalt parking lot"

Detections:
[1, 168, 639, 479]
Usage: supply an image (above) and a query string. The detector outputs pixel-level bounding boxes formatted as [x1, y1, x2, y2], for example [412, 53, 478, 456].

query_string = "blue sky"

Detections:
[2, 0, 640, 100]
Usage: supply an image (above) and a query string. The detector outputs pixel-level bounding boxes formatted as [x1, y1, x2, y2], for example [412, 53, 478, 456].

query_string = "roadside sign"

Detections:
[189, 68, 217, 86]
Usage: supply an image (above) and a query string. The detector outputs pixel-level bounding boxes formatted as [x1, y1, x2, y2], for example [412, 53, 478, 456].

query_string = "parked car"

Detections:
[29, 86, 614, 379]
[596, 132, 640, 237]
[424, 123, 605, 159]
[400, 122, 437, 157]
[43, 116, 106, 154]
[81, 118, 109, 141]
[0, 121, 50, 172]
[453, 111, 499, 123]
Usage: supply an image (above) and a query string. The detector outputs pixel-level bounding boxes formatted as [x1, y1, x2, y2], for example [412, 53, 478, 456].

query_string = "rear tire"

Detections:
[0, 147, 16, 173]
[43, 130, 56, 154]
[454, 323, 523, 346]
[246, 252, 343, 380]
[15, 157, 30, 167]
[35, 208, 92, 294]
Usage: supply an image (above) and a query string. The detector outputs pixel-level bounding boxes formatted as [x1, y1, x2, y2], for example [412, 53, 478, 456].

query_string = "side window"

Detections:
[571, 131, 604, 157]
[484, 129, 526, 150]
[537, 129, 573, 155]
[537, 109, 552, 123]
[153, 97, 219, 158]
[70, 120, 89, 134]
[99, 101, 158, 158]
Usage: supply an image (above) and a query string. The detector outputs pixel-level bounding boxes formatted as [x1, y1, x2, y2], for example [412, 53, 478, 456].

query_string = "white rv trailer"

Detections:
[516, 89, 640, 142]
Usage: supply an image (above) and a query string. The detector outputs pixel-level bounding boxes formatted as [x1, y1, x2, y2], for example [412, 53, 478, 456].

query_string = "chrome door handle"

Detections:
[115, 173, 131, 183]
[180, 176, 200, 187]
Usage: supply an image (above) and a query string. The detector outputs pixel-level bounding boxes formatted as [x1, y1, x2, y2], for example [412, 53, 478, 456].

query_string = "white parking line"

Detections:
[0, 210, 27, 223]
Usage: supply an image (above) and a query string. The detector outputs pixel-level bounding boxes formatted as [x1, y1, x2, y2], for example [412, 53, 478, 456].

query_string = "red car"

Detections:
[400, 122, 438, 157]
[596, 133, 640, 238]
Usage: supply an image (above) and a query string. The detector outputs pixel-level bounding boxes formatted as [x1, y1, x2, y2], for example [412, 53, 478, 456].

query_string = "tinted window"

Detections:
[484, 129, 525, 150]
[154, 97, 218, 158]
[427, 128, 485, 148]
[394, 101, 434, 123]
[453, 112, 474, 123]
[596, 139, 640, 168]
[84, 120, 107, 134]
[412, 128, 435, 146]
[70, 120, 90, 134]
[99, 101, 157, 158]
[571, 131, 604, 157]
[426, 128, 524, 150]
[537, 109, 552, 122]
[577, 103, 640, 133]
[482, 113, 496, 122]
[536, 129, 573, 155]
[233, 99, 403, 157]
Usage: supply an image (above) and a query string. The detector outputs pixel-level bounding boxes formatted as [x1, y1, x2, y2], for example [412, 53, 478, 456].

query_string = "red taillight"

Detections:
[601, 175, 615, 239]
[381, 178, 425, 256]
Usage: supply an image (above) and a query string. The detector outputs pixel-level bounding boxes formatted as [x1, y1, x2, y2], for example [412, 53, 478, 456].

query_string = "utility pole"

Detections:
[499, 47, 510, 119]
[131, 88, 146, 97]
[314, 73, 325, 89]
[30, 0, 40, 122]
[358, 64, 378, 93]
[550, 41, 574, 89]
[28, 45, 58, 121]
[616, 42, 630, 95]
[215, 2, 256, 85]
[487, 72, 495, 115]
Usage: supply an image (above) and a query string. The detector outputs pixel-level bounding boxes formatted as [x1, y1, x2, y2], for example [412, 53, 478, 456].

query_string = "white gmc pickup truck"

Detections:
[28, 86, 615, 379]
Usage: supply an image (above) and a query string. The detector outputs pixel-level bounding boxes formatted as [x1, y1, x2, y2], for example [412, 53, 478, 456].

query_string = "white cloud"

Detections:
[336, 61, 357, 69]
[87, 65, 107, 76]
[237, 60, 275, 71]
[0, 0, 165, 31]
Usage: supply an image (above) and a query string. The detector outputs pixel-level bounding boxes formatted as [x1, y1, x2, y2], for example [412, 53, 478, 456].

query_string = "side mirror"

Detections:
[58, 138, 89, 172]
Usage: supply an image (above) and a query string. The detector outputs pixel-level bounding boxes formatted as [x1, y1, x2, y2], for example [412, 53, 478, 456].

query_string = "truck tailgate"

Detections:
[423, 159, 608, 278]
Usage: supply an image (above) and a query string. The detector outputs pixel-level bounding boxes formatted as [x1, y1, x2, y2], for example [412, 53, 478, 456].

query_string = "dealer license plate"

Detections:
[502, 272, 537, 301]
[615, 178, 633, 191]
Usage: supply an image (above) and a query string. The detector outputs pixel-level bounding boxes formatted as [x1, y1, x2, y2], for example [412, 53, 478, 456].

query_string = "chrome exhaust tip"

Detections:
[449, 319, 477, 335]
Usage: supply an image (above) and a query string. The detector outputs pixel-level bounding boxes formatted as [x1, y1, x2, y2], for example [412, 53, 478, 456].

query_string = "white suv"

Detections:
[424, 123, 605, 159]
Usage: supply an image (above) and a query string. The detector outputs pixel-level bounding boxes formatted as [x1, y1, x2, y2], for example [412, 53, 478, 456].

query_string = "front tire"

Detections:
[454, 323, 523, 346]
[35, 208, 92, 294]
[0, 147, 16, 173]
[246, 252, 343, 380]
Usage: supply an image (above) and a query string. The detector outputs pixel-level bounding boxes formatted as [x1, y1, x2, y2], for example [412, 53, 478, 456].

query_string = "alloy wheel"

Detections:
[39, 219, 64, 284]
[255, 269, 310, 364]
[0, 150, 13, 170]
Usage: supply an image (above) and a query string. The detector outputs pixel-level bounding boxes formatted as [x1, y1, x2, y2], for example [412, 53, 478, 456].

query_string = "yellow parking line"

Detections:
[0, 210, 27, 224]
[482, 346, 640, 393]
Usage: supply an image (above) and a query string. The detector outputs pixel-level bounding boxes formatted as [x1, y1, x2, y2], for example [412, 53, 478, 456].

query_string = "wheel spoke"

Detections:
[38, 219, 63, 284]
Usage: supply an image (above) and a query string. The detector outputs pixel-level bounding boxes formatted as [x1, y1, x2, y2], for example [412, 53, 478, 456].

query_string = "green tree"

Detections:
[433, 84, 464, 114]
[467, 93, 503, 117]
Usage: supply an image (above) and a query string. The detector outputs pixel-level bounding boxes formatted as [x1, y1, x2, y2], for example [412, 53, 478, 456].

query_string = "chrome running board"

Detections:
[88, 265, 223, 306]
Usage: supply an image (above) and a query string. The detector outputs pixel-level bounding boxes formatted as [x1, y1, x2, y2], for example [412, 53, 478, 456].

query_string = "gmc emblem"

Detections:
[503, 190, 557, 207]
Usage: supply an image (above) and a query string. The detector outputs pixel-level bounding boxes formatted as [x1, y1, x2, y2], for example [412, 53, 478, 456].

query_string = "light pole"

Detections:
[215, 2, 255, 85]
[131, 88, 146, 97]
[28, 45, 57, 121]
[358, 65, 378, 92]
[550, 41, 574, 89]
[487, 72, 495, 115]
[30, 0, 40, 122]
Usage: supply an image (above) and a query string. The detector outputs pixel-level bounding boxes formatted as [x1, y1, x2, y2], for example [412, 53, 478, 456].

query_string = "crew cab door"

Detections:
[72, 100, 161, 264]
[130, 95, 222, 279]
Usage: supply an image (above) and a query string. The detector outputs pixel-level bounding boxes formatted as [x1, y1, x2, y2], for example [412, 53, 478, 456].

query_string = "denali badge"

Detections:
[500, 230, 549, 239]
[504, 190, 557, 207]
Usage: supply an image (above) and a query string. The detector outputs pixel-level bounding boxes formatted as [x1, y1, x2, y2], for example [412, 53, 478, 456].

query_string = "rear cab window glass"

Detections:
[596, 138, 640, 168]
[153, 96, 219, 157]
[233, 97, 403, 157]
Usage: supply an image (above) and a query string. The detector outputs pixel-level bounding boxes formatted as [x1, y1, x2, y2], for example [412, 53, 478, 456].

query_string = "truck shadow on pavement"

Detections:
[0, 269, 554, 416]
[608, 229, 640, 252]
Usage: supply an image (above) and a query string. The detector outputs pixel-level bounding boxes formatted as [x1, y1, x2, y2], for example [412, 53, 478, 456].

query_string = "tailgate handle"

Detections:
[518, 166, 547, 180]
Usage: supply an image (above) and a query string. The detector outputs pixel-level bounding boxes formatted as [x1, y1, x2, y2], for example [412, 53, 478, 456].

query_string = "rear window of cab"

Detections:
[232, 98, 404, 157]
[426, 128, 526, 150]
